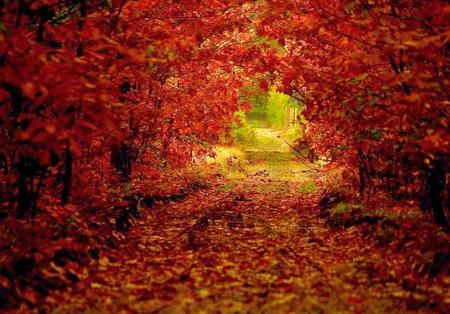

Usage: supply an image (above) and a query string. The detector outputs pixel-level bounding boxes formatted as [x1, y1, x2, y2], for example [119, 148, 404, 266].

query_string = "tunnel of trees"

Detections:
[0, 0, 448, 312]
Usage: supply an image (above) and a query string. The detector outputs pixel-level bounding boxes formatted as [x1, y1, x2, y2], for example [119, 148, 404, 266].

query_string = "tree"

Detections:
[256, 0, 449, 226]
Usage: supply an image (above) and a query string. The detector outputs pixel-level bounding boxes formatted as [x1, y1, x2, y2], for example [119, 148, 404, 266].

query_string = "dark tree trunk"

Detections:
[16, 157, 38, 218]
[31, 174, 43, 217]
[61, 148, 72, 204]
[111, 142, 132, 182]
[16, 0, 25, 27]
[424, 158, 448, 228]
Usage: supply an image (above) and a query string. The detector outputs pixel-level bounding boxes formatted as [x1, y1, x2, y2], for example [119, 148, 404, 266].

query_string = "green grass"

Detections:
[329, 202, 425, 221]
[298, 181, 319, 194]
[220, 183, 234, 192]
[373, 207, 423, 220]
[231, 111, 256, 146]
[331, 202, 351, 213]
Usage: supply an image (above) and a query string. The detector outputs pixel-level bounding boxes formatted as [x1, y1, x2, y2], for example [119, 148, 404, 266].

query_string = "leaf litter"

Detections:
[40, 128, 449, 313]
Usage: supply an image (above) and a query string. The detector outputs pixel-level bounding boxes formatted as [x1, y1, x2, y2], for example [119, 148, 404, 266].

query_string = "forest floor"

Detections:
[33, 127, 450, 313]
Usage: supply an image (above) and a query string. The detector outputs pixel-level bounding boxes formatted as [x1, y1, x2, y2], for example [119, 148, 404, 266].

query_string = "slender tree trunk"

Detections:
[17, 172, 31, 218]
[16, 158, 38, 218]
[111, 0, 127, 32]
[425, 158, 448, 228]
[16, 0, 25, 27]
[61, 147, 72, 204]
[32, 174, 44, 217]
[111, 142, 132, 182]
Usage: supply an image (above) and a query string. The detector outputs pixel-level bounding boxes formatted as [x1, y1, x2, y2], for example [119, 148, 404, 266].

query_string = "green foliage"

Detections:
[370, 129, 383, 140]
[250, 31, 285, 54]
[240, 84, 304, 132]
[231, 111, 256, 145]
[282, 124, 302, 142]
[0, 22, 8, 34]
[232, 85, 304, 149]
[266, 91, 288, 129]
[51, 9, 71, 25]
[266, 89, 300, 129]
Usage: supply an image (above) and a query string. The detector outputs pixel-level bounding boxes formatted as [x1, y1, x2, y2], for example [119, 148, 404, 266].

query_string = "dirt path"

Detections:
[46, 178, 414, 313]
[44, 128, 445, 313]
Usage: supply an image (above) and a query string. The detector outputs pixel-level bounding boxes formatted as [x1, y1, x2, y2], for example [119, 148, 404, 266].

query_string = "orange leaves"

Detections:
[21, 82, 35, 98]
[422, 131, 450, 154]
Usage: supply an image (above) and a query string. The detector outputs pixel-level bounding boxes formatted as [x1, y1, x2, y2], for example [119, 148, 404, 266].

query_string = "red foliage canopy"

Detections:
[0, 0, 448, 224]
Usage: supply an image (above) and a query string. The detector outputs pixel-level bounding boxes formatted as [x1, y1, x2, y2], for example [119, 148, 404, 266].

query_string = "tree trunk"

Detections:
[111, 142, 132, 182]
[425, 158, 448, 228]
[16, 157, 38, 218]
[61, 147, 72, 204]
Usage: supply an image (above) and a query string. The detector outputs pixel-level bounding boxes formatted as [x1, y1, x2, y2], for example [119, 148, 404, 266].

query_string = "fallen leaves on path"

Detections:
[40, 173, 449, 313]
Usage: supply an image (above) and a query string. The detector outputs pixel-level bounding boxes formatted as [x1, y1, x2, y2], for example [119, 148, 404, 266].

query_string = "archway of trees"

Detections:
[0, 1, 448, 312]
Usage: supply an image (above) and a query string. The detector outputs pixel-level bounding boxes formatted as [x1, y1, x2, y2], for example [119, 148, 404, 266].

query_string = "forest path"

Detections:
[47, 128, 411, 313]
